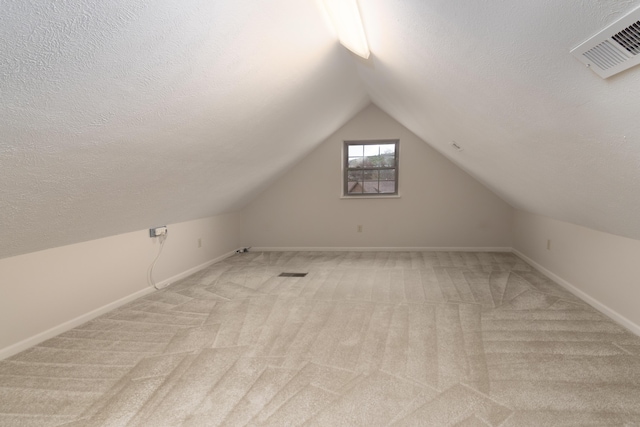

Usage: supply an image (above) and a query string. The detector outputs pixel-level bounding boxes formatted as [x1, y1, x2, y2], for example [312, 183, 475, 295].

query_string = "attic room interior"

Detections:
[2, 0, 640, 425]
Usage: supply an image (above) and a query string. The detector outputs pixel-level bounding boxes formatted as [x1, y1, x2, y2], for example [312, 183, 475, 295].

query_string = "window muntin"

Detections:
[344, 140, 399, 196]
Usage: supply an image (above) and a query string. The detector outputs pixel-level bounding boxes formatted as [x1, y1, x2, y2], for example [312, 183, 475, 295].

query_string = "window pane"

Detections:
[379, 169, 396, 180]
[364, 154, 383, 167]
[347, 182, 362, 194]
[348, 145, 364, 157]
[344, 141, 398, 196]
[364, 169, 380, 194]
[347, 170, 363, 194]
[380, 154, 395, 167]
[380, 144, 395, 154]
[379, 181, 396, 193]
[364, 144, 381, 157]
[363, 182, 379, 193]
[347, 169, 362, 182]
[363, 170, 378, 181]
[348, 157, 363, 168]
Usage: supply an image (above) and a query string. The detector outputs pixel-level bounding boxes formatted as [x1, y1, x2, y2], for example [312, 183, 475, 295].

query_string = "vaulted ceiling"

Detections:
[2, 0, 639, 259]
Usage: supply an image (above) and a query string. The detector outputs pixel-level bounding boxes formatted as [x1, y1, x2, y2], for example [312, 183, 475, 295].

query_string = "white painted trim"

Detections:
[0, 286, 154, 360]
[0, 249, 239, 361]
[153, 249, 239, 289]
[250, 246, 512, 252]
[512, 249, 640, 337]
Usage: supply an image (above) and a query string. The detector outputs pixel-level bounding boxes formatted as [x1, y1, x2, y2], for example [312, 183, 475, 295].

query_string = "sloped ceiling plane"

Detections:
[1, 0, 639, 259]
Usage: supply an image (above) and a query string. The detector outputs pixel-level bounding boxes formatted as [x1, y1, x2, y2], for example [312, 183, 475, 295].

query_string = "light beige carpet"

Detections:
[2, 251, 640, 426]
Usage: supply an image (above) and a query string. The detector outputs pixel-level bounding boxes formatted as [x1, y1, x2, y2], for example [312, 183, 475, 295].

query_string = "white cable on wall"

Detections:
[148, 233, 168, 290]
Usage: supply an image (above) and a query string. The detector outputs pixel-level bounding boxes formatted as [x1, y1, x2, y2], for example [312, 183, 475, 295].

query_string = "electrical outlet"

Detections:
[547, 239, 551, 251]
[149, 226, 168, 237]
[198, 238, 202, 248]
[357, 225, 363, 232]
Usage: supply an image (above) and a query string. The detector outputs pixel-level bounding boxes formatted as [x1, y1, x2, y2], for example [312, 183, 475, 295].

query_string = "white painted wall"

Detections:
[513, 210, 640, 334]
[240, 105, 514, 249]
[0, 212, 240, 358]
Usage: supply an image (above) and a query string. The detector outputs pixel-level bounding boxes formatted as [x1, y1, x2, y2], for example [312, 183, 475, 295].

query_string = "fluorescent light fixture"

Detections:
[322, 0, 370, 59]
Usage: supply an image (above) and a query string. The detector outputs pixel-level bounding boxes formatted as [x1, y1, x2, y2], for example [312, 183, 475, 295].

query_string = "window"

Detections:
[344, 140, 399, 196]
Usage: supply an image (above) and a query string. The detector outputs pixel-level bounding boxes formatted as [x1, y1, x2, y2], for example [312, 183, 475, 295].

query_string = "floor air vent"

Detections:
[571, 6, 640, 78]
[278, 273, 308, 277]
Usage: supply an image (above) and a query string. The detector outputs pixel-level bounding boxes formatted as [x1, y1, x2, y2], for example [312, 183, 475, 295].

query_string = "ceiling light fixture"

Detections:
[321, 0, 370, 59]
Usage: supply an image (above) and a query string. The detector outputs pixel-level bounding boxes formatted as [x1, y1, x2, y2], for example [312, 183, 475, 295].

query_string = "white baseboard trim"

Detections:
[249, 246, 513, 252]
[0, 249, 239, 361]
[153, 249, 239, 289]
[512, 249, 640, 337]
[5, 246, 636, 360]
[0, 286, 154, 361]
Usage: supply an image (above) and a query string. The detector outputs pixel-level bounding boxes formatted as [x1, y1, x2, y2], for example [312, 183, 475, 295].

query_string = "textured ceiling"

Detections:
[0, 0, 369, 258]
[2, 0, 640, 259]
[356, 0, 640, 239]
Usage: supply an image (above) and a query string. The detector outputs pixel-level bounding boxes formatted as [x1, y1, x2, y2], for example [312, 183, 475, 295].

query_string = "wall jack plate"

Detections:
[149, 226, 168, 237]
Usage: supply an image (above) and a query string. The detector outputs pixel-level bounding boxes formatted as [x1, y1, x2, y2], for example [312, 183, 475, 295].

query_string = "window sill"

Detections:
[340, 194, 401, 199]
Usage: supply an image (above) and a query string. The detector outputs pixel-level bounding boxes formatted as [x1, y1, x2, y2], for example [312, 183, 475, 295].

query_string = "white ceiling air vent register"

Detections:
[571, 5, 640, 78]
